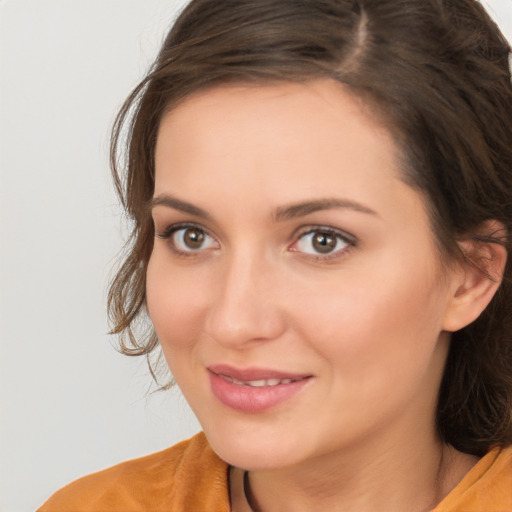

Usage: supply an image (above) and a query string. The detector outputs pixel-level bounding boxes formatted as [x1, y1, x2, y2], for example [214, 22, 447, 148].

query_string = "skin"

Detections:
[147, 80, 482, 512]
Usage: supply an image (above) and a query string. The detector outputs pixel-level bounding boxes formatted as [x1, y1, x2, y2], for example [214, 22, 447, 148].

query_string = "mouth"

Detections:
[207, 364, 313, 413]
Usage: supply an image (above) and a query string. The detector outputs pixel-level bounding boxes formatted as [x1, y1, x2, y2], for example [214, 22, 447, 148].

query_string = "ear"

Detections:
[442, 220, 508, 333]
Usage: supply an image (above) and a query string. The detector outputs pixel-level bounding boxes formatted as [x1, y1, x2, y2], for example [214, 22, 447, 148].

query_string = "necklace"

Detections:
[237, 449, 450, 512]
[243, 470, 259, 512]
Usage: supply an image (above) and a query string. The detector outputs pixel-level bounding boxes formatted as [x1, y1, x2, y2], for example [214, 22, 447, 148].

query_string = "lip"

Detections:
[208, 364, 312, 413]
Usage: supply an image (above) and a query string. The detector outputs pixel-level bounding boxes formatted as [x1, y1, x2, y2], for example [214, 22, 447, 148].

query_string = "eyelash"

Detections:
[156, 222, 218, 257]
[155, 222, 356, 261]
[289, 225, 356, 261]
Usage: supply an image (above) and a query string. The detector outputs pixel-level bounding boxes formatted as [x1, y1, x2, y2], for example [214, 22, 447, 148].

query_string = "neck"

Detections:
[231, 428, 478, 512]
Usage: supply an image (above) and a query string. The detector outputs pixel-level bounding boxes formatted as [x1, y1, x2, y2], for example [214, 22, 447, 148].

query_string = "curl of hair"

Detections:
[108, 0, 512, 455]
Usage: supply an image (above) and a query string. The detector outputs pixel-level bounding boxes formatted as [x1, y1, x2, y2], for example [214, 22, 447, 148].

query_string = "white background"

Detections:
[0, 1, 510, 511]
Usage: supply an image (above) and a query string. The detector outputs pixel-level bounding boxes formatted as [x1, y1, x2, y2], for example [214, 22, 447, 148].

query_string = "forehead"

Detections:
[158, 80, 392, 144]
[154, 80, 402, 195]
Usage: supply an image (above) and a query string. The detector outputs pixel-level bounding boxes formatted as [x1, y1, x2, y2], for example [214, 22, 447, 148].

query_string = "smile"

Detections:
[208, 365, 312, 413]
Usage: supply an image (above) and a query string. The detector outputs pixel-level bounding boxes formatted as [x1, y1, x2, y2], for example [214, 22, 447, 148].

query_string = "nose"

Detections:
[204, 251, 287, 349]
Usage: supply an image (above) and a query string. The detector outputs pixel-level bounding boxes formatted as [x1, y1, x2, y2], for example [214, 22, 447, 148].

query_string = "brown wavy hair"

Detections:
[108, 0, 512, 456]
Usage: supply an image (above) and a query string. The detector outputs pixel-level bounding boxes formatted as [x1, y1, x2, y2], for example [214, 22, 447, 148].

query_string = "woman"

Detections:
[40, 0, 512, 510]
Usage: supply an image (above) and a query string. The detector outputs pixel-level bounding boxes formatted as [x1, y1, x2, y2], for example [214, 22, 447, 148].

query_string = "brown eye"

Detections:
[292, 228, 351, 258]
[166, 226, 218, 253]
[183, 228, 205, 249]
[312, 232, 337, 253]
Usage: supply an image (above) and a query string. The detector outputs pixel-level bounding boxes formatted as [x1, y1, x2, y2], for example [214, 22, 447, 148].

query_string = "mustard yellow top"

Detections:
[39, 432, 512, 512]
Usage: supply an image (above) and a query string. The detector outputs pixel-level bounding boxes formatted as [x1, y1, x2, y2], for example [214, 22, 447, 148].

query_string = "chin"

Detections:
[199, 419, 311, 471]
[211, 440, 297, 471]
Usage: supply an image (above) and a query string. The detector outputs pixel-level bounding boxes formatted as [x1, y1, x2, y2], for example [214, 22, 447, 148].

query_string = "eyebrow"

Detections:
[273, 198, 378, 222]
[150, 194, 211, 219]
[150, 194, 378, 221]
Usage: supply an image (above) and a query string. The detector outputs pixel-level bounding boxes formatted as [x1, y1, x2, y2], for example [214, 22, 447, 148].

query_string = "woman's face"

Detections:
[147, 80, 459, 471]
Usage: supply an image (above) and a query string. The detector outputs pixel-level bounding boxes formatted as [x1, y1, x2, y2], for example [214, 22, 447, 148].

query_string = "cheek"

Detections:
[290, 270, 450, 433]
[145, 255, 211, 352]
[290, 263, 448, 376]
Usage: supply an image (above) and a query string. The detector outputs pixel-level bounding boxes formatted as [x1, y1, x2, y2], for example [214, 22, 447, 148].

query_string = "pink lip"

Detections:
[208, 364, 312, 413]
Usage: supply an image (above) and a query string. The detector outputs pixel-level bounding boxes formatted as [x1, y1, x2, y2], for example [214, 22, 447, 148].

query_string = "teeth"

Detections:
[223, 376, 297, 387]
[246, 379, 268, 387]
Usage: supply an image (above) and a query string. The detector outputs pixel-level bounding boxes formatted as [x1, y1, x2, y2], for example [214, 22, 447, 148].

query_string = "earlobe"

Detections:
[442, 221, 508, 333]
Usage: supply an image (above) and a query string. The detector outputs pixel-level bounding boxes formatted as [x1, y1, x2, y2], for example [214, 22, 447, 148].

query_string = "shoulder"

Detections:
[435, 445, 512, 512]
[38, 432, 230, 512]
